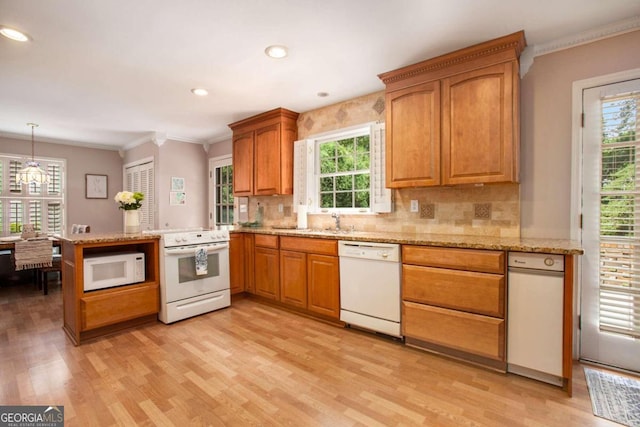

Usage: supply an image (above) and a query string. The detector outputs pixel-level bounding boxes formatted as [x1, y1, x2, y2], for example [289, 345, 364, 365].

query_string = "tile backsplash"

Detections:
[244, 183, 520, 237]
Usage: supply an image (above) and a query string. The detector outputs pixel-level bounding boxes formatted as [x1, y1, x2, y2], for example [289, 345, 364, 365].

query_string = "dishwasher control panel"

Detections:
[338, 241, 400, 262]
[508, 252, 564, 272]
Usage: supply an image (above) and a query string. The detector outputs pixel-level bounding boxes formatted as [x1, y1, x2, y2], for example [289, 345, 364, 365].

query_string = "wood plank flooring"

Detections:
[0, 281, 621, 426]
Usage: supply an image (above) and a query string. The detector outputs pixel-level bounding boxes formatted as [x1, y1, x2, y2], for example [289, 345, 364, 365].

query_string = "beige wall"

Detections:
[520, 29, 640, 238]
[124, 140, 209, 229]
[0, 136, 123, 233]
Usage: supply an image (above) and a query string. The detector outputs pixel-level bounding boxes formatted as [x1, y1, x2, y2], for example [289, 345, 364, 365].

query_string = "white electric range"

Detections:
[145, 228, 230, 323]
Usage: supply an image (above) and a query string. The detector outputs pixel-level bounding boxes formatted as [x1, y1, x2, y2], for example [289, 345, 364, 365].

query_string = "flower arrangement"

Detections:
[114, 191, 144, 210]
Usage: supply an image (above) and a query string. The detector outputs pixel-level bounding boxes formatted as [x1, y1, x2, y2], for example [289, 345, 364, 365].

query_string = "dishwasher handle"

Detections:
[508, 266, 564, 277]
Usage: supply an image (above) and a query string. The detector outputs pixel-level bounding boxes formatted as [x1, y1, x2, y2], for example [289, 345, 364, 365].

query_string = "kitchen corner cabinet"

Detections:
[401, 245, 507, 371]
[60, 235, 160, 346]
[379, 31, 526, 188]
[229, 108, 299, 196]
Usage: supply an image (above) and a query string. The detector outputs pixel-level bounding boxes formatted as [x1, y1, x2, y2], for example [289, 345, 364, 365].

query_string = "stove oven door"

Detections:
[163, 242, 230, 303]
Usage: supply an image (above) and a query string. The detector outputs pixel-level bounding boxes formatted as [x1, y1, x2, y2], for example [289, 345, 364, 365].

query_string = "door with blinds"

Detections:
[581, 79, 640, 372]
[124, 161, 154, 231]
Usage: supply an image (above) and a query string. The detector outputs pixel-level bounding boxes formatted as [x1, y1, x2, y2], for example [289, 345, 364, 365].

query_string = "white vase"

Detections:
[124, 209, 141, 234]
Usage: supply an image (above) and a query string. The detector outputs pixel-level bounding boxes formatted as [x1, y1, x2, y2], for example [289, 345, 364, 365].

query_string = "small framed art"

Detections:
[85, 174, 108, 199]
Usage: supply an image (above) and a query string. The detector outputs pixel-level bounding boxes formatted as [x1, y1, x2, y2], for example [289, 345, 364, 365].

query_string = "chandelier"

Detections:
[16, 123, 49, 185]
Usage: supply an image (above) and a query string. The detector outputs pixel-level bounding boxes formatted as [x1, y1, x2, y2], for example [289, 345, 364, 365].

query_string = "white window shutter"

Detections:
[371, 123, 392, 213]
[293, 139, 316, 213]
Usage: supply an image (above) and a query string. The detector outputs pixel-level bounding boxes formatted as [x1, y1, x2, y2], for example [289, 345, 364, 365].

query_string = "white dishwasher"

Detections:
[339, 241, 401, 338]
[507, 252, 564, 386]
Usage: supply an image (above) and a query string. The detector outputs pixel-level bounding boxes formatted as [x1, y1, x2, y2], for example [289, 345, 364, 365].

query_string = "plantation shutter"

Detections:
[292, 139, 316, 213]
[125, 161, 154, 230]
[370, 122, 392, 213]
[598, 91, 640, 338]
[47, 202, 62, 233]
[9, 160, 21, 193]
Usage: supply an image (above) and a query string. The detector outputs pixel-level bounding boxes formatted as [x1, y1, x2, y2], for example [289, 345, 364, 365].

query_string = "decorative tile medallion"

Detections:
[304, 117, 315, 131]
[372, 96, 385, 115]
[474, 203, 492, 219]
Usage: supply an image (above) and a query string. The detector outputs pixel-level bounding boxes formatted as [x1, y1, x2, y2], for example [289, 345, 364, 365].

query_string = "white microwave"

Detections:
[83, 251, 145, 291]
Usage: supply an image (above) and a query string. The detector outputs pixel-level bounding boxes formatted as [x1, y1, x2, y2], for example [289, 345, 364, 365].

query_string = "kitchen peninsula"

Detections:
[59, 232, 160, 345]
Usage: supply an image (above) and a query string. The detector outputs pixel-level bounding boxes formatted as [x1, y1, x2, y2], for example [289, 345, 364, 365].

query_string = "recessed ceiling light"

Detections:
[264, 45, 288, 59]
[0, 26, 30, 42]
[317, 92, 329, 98]
[191, 88, 208, 96]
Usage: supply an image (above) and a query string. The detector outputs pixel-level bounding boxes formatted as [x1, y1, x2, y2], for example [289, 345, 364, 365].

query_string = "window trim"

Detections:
[209, 155, 233, 228]
[294, 121, 391, 215]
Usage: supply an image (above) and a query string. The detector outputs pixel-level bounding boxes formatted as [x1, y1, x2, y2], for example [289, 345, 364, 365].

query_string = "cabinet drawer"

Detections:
[81, 284, 159, 331]
[403, 301, 504, 361]
[403, 265, 504, 317]
[403, 245, 504, 274]
[280, 236, 337, 256]
[254, 234, 279, 249]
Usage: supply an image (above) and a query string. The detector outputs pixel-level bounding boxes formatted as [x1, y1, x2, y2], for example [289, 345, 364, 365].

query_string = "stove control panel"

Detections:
[162, 230, 230, 247]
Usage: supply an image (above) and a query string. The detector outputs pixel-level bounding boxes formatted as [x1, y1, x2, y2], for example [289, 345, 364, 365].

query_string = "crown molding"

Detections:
[520, 16, 640, 76]
[533, 15, 640, 57]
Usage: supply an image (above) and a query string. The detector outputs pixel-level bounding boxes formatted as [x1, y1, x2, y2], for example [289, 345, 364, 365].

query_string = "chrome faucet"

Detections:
[331, 212, 341, 230]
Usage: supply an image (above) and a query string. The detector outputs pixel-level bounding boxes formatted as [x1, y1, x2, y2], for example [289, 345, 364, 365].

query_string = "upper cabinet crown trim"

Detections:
[378, 31, 526, 87]
[228, 107, 300, 131]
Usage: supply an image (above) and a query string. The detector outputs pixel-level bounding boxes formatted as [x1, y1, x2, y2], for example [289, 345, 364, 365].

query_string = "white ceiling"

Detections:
[1, 0, 639, 150]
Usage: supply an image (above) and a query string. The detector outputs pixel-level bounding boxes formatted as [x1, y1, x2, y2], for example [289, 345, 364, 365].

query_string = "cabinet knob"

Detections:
[544, 257, 555, 267]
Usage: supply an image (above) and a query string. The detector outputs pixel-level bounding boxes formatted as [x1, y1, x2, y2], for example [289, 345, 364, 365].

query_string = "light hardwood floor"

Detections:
[0, 281, 619, 426]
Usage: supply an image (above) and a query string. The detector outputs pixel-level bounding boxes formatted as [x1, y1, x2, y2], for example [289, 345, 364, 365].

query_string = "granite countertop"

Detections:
[232, 227, 584, 255]
[57, 232, 161, 245]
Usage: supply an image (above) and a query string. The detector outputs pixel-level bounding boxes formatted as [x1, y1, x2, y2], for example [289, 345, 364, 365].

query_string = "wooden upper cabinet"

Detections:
[232, 131, 254, 196]
[442, 62, 517, 185]
[229, 108, 299, 196]
[386, 81, 441, 187]
[379, 31, 525, 188]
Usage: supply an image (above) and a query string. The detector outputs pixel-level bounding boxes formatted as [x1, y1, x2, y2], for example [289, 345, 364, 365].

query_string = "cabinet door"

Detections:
[233, 131, 254, 195]
[280, 250, 307, 308]
[254, 123, 281, 195]
[386, 81, 441, 187]
[441, 62, 517, 185]
[254, 247, 279, 300]
[307, 254, 340, 319]
[229, 234, 245, 295]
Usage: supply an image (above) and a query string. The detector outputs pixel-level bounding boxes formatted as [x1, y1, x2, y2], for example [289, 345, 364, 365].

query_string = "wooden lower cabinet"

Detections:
[268, 236, 341, 320]
[254, 246, 280, 300]
[229, 233, 245, 295]
[402, 245, 506, 370]
[61, 236, 160, 346]
[280, 250, 307, 308]
[307, 253, 340, 319]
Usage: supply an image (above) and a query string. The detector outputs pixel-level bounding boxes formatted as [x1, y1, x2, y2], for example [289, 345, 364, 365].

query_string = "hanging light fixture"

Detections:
[16, 123, 49, 185]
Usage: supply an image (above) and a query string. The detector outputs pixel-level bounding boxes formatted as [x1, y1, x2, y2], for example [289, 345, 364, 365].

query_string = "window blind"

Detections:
[598, 92, 640, 338]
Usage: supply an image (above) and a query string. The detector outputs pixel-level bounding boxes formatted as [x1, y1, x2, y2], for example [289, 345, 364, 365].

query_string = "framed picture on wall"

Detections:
[85, 174, 108, 199]
[171, 177, 185, 191]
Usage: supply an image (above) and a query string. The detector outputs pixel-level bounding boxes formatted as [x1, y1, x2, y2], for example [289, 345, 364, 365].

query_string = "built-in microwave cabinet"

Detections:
[229, 108, 299, 196]
[379, 31, 526, 188]
[61, 237, 160, 346]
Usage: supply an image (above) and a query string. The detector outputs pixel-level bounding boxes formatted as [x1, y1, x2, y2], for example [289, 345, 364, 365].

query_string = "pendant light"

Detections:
[16, 123, 49, 185]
